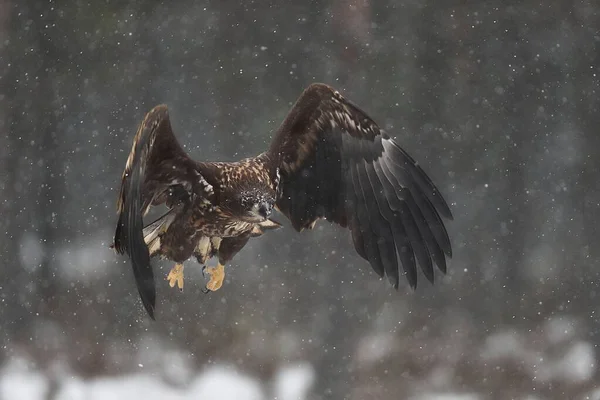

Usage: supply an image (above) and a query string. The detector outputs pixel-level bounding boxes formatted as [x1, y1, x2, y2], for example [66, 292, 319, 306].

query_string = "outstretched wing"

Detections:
[113, 105, 202, 319]
[267, 83, 453, 289]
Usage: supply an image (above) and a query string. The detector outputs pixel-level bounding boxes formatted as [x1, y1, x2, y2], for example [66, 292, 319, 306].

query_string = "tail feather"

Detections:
[142, 210, 176, 256]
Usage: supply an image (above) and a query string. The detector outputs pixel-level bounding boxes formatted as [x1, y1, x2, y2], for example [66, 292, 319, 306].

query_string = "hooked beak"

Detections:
[246, 201, 273, 222]
[258, 202, 272, 219]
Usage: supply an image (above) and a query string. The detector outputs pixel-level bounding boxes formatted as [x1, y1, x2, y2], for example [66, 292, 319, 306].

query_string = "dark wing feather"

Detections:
[267, 83, 452, 288]
[113, 105, 201, 319]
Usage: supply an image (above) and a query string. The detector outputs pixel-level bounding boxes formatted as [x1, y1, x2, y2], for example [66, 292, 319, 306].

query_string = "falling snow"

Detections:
[2, 1, 600, 399]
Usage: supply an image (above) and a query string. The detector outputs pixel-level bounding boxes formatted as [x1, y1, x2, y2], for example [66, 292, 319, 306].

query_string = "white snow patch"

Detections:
[427, 365, 456, 388]
[355, 333, 397, 366]
[57, 365, 265, 400]
[57, 373, 185, 400]
[135, 333, 167, 372]
[19, 232, 45, 273]
[0, 356, 49, 400]
[132, 334, 194, 386]
[161, 349, 195, 386]
[537, 341, 596, 384]
[188, 365, 265, 400]
[480, 330, 526, 361]
[583, 387, 600, 400]
[543, 316, 577, 345]
[1, 354, 267, 400]
[273, 362, 315, 400]
[481, 328, 595, 384]
[410, 393, 481, 400]
[56, 234, 112, 281]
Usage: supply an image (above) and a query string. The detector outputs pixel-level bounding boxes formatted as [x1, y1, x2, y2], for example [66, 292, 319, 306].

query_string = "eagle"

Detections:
[113, 83, 453, 320]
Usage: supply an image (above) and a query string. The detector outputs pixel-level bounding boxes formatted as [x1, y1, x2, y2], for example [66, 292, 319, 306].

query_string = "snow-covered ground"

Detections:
[0, 361, 488, 400]
[0, 357, 314, 400]
[3, 321, 598, 400]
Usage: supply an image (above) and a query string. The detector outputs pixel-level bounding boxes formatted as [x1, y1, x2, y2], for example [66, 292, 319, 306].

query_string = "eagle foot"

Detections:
[166, 263, 185, 292]
[202, 263, 225, 293]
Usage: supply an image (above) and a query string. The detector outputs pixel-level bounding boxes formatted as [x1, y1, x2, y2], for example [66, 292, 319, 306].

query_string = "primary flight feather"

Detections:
[113, 83, 453, 319]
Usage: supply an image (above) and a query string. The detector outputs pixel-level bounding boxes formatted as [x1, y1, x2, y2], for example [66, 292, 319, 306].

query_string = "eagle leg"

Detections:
[201, 263, 225, 293]
[166, 263, 185, 292]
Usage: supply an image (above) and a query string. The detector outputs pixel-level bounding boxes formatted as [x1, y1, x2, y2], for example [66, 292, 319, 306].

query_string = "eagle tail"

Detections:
[142, 209, 176, 256]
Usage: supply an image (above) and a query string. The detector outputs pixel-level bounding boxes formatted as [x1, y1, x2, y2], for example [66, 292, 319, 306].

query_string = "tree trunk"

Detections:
[30, 2, 63, 318]
[0, 0, 29, 354]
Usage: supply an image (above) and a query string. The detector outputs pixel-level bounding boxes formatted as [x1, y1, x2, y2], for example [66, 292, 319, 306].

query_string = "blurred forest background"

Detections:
[1, 0, 600, 399]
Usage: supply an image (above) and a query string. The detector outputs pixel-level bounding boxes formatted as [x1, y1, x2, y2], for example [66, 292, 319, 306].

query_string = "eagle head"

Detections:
[223, 185, 276, 223]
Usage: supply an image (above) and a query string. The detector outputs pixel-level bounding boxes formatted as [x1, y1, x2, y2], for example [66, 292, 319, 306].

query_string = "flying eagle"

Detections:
[113, 83, 453, 319]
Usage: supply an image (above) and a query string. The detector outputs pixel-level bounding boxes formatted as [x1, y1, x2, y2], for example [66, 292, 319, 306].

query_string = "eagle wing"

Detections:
[114, 105, 207, 319]
[267, 83, 453, 288]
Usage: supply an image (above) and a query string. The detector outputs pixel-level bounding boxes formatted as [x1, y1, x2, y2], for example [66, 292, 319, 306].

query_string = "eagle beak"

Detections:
[258, 202, 272, 219]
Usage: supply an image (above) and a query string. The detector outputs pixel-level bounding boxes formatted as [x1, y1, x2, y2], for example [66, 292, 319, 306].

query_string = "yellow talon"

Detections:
[204, 263, 225, 292]
[167, 263, 185, 291]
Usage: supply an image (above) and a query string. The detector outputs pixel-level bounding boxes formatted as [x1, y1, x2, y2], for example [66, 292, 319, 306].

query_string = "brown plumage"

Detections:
[113, 83, 453, 319]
